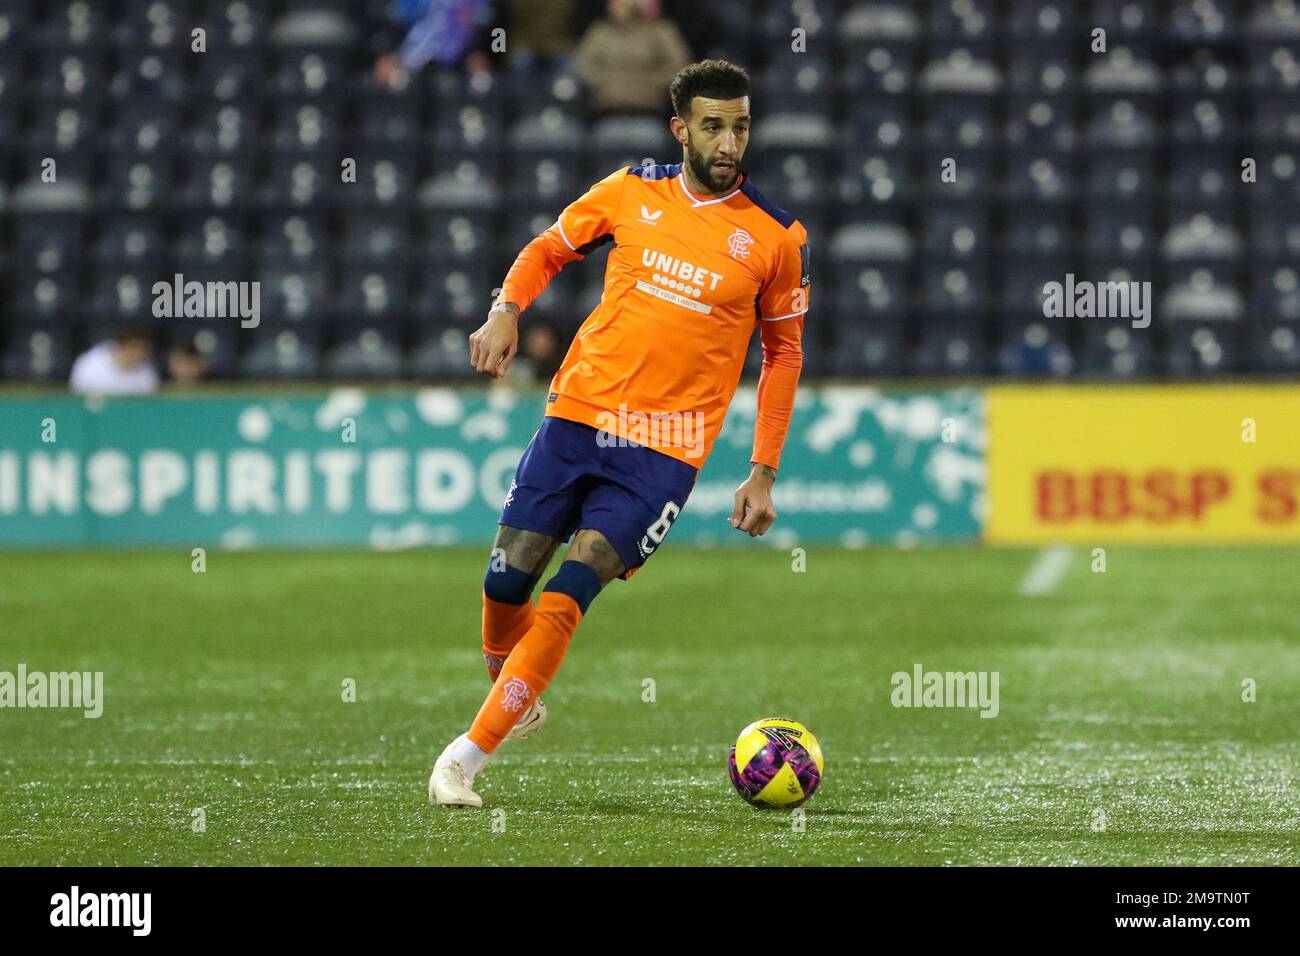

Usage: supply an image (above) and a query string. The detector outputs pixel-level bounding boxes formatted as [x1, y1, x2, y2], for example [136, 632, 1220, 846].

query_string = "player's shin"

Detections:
[481, 562, 541, 681]
[466, 561, 603, 752]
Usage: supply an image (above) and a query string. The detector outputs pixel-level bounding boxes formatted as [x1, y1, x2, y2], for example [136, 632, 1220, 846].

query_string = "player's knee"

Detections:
[483, 558, 540, 606]
[568, 528, 626, 583]
[542, 560, 604, 615]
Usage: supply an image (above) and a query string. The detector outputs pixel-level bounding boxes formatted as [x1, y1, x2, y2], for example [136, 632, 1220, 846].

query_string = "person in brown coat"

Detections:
[575, 0, 693, 117]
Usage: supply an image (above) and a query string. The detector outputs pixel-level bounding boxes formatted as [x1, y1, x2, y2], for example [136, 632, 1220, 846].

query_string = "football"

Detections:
[728, 717, 824, 809]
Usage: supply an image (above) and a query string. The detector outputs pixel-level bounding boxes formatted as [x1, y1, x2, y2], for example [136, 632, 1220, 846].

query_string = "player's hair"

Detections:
[669, 59, 751, 120]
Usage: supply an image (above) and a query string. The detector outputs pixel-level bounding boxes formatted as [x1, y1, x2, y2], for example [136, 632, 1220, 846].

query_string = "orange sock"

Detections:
[467, 590, 583, 752]
[482, 593, 534, 682]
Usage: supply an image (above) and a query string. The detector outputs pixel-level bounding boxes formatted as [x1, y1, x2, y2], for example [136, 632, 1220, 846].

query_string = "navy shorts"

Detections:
[499, 416, 698, 578]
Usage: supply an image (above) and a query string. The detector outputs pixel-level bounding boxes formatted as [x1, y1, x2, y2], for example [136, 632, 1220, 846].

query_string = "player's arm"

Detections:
[730, 225, 809, 536]
[469, 167, 628, 378]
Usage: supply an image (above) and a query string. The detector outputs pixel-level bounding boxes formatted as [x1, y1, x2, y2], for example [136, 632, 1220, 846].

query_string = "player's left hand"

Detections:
[729, 466, 778, 537]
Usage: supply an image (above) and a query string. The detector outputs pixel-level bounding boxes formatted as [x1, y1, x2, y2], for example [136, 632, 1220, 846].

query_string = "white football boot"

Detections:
[428, 734, 491, 807]
[506, 697, 548, 741]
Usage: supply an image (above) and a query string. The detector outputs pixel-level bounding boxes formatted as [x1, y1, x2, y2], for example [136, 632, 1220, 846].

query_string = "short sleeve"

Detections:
[550, 166, 628, 256]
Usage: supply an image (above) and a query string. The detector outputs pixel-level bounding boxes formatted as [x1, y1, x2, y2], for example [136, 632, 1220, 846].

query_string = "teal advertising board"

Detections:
[0, 387, 984, 548]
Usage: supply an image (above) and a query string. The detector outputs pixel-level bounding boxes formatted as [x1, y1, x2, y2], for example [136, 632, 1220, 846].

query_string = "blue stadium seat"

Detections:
[333, 269, 407, 327]
[241, 326, 321, 380]
[1250, 264, 1300, 322]
[185, 104, 258, 155]
[1166, 323, 1238, 376]
[325, 326, 405, 380]
[260, 155, 334, 208]
[834, 315, 907, 377]
[35, 2, 107, 51]
[997, 317, 1074, 377]
[257, 265, 330, 325]
[2, 326, 73, 381]
[914, 321, 986, 376]
[179, 156, 254, 209]
[408, 326, 478, 381]
[88, 272, 156, 326]
[9, 273, 80, 324]
[175, 213, 249, 273]
[1082, 321, 1156, 378]
[192, 49, 266, 102]
[1253, 322, 1300, 373]
[93, 215, 166, 272]
[341, 211, 411, 267]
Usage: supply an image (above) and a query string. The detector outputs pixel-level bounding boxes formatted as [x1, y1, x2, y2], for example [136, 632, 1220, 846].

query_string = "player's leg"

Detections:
[460, 527, 623, 758]
[481, 524, 559, 683]
[431, 419, 591, 806]
[430, 528, 617, 807]
[456, 446, 697, 776]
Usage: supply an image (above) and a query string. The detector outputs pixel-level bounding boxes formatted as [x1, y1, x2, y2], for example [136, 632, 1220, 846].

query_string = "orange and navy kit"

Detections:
[501, 162, 809, 470]
[468, 165, 809, 752]
[493, 162, 809, 578]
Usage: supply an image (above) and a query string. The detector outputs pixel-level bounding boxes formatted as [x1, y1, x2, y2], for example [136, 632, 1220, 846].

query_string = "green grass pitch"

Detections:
[1, 545, 1297, 866]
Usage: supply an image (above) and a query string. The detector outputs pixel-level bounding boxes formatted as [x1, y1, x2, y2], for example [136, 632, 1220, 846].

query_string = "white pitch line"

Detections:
[1018, 546, 1073, 596]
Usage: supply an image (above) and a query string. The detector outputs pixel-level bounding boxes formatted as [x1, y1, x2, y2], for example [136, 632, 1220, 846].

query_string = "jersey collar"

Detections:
[676, 169, 745, 208]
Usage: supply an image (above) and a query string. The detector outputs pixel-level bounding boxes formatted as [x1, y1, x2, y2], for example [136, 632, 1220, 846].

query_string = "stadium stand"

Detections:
[1, 0, 1298, 382]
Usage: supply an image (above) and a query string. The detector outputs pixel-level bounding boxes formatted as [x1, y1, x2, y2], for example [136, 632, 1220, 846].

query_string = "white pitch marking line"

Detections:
[1018, 546, 1073, 596]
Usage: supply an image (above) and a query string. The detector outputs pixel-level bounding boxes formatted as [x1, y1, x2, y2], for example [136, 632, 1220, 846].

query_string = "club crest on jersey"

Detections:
[638, 205, 663, 225]
[726, 228, 754, 260]
[499, 676, 532, 713]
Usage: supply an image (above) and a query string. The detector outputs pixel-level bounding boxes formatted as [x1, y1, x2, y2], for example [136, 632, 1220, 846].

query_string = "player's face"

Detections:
[681, 96, 749, 194]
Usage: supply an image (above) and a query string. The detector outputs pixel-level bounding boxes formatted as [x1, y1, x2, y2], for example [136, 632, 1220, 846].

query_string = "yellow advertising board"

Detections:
[986, 386, 1300, 542]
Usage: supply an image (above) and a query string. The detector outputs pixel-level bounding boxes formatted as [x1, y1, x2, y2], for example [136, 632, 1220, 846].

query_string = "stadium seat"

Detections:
[325, 326, 405, 379]
[1166, 323, 1239, 376]
[1253, 321, 1300, 373]
[2, 326, 73, 382]
[997, 317, 1075, 377]
[2, 0, 1299, 383]
[241, 326, 321, 380]
[914, 321, 986, 376]
[1082, 321, 1157, 378]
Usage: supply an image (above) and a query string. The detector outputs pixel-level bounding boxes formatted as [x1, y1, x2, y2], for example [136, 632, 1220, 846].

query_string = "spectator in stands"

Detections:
[69, 324, 159, 396]
[167, 341, 209, 387]
[374, 0, 494, 87]
[510, 319, 564, 386]
[574, 0, 692, 117]
[501, 0, 580, 73]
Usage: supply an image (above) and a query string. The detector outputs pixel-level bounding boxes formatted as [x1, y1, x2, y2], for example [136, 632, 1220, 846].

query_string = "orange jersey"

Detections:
[500, 162, 808, 469]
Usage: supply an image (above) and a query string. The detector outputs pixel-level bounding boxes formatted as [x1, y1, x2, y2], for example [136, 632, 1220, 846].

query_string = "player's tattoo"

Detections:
[494, 525, 560, 575]
[753, 463, 777, 482]
[569, 529, 626, 584]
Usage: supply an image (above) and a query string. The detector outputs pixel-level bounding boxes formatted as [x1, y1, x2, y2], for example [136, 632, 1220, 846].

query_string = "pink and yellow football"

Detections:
[728, 717, 824, 809]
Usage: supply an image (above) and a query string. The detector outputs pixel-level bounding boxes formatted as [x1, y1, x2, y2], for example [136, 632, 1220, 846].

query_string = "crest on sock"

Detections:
[499, 676, 532, 713]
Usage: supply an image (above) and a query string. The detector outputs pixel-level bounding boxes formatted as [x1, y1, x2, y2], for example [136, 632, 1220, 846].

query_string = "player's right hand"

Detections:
[469, 303, 520, 379]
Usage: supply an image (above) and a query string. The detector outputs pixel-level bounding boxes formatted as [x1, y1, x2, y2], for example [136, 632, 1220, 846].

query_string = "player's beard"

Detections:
[685, 135, 741, 194]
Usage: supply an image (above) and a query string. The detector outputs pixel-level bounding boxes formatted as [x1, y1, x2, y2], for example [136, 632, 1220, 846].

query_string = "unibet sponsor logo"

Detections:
[639, 248, 725, 291]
